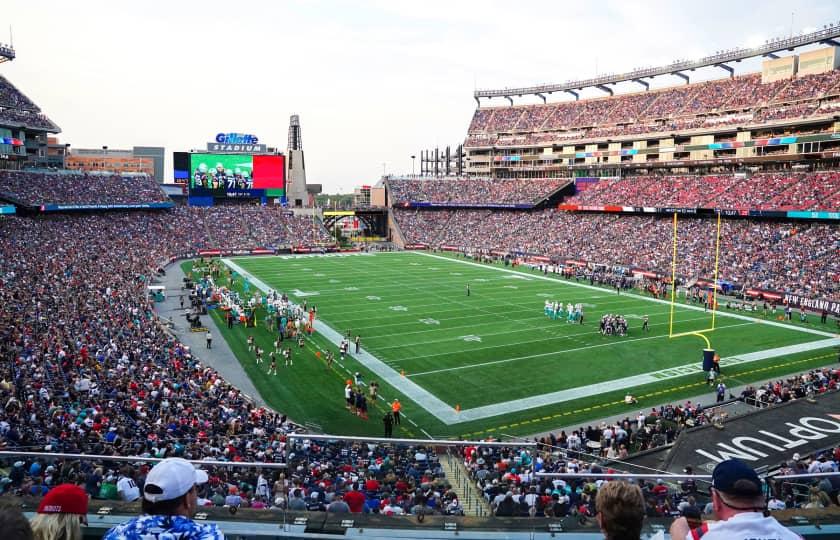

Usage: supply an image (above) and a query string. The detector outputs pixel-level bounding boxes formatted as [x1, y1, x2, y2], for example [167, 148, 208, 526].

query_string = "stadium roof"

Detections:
[474, 23, 840, 104]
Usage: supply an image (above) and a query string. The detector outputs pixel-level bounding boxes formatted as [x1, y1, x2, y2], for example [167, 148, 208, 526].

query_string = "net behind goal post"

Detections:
[667, 211, 722, 350]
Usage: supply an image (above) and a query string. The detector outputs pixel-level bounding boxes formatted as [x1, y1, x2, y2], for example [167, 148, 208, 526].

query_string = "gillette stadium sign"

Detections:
[207, 133, 266, 153]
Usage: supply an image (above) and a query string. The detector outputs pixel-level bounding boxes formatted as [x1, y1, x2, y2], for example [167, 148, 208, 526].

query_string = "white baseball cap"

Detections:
[143, 458, 209, 502]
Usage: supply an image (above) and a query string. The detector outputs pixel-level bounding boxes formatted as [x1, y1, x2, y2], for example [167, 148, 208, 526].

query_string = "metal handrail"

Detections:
[536, 472, 840, 480]
[287, 434, 536, 447]
[0, 451, 287, 469]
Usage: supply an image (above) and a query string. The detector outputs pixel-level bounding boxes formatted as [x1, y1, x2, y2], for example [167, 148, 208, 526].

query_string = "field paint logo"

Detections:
[460, 335, 482, 342]
[344, 287, 360, 291]
[695, 415, 840, 465]
[292, 289, 319, 297]
[503, 285, 518, 289]
[390, 305, 408, 311]
[419, 318, 440, 325]
[366, 295, 381, 300]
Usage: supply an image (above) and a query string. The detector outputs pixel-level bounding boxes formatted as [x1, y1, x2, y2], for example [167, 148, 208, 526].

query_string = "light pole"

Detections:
[411, 155, 416, 176]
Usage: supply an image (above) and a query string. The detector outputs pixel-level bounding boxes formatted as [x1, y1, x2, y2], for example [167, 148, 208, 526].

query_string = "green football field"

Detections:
[188, 252, 840, 440]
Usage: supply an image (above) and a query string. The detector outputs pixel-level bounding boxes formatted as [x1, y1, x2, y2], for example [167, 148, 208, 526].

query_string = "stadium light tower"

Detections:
[0, 31, 14, 64]
[411, 155, 416, 176]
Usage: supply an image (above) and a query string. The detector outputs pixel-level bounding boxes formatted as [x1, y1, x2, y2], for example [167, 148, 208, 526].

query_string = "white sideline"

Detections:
[223, 255, 840, 426]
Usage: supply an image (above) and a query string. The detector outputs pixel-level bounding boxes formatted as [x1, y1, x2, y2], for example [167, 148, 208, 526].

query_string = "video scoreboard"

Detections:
[174, 134, 285, 200]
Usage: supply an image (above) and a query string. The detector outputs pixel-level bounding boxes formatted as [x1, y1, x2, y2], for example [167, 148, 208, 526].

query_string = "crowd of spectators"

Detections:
[0, 206, 458, 517]
[460, 367, 840, 519]
[282, 438, 465, 515]
[0, 75, 39, 111]
[0, 202, 834, 521]
[387, 177, 567, 205]
[171, 206, 332, 250]
[394, 209, 839, 299]
[0, 208, 330, 454]
[466, 69, 840, 148]
[563, 171, 840, 211]
[2, 365, 838, 517]
[0, 170, 170, 206]
[0, 212, 308, 463]
[0, 108, 58, 131]
[0, 441, 463, 517]
[0, 75, 59, 131]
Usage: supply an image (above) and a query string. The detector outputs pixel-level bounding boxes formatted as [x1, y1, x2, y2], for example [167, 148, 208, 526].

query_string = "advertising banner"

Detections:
[782, 292, 840, 317]
[664, 390, 840, 473]
[40, 202, 174, 212]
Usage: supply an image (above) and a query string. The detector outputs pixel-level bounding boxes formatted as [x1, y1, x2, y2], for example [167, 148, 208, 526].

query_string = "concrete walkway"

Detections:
[151, 261, 266, 406]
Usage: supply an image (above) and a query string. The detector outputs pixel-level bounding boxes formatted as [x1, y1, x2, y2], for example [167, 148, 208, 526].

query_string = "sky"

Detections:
[3, 0, 840, 192]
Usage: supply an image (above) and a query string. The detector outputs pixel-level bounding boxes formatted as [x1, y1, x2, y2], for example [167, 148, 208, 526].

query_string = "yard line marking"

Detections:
[381, 314, 735, 360]
[364, 304, 684, 343]
[222, 257, 455, 423]
[415, 252, 837, 338]
[224, 254, 840, 426]
[406, 322, 755, 377]
[446, 338, 840, 424]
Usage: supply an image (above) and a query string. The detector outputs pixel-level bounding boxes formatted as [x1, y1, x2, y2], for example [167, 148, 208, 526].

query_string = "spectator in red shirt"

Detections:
[343, 483, 365, 513]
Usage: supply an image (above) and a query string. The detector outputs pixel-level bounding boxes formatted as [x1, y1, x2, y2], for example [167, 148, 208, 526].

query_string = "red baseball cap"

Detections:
[37, 484, 88, 521]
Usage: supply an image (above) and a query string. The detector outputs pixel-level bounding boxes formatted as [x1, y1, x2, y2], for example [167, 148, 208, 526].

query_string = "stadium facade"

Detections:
[463, 43, 840, 180]
[0, 45, 61, 170]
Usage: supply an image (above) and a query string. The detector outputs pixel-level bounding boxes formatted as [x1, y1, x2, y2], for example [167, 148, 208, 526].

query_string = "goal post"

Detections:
[667, 211, 723, 351]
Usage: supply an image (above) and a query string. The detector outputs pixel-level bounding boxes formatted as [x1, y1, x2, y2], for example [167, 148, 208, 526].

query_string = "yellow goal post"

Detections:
[667, 210, 722, 350]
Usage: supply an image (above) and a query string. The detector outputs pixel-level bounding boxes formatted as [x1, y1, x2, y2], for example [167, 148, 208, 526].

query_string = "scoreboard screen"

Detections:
[176, 152, 285, 198]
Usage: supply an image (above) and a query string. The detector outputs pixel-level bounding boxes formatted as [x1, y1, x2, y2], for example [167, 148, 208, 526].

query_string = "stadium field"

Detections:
[189, 252, 840, 440]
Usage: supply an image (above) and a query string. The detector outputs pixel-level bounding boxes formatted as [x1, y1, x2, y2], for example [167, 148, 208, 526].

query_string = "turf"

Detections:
[185, 252, 839, 439]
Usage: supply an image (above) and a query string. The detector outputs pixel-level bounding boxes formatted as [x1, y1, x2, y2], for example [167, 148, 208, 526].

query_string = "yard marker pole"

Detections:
[668, 212, 678, 337]
[711, 210, 722, 330]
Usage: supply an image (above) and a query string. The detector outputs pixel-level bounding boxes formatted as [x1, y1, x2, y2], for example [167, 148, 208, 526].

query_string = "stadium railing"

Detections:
[3, 450, 840, 538]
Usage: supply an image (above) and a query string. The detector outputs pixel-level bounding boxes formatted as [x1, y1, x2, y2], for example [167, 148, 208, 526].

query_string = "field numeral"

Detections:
[459, 335, 482, 342]
[419, 318, 440, 325]
[292, 289, 319, 297]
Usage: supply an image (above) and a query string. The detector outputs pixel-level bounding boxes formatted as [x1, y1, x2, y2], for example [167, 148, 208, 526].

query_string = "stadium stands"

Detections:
[393, 209, 839, 299]
[0, 198, 835, 522]
[0, 211, 321, 459]
[0, 75, 59, 130]
[466, 69, 840, 147]
[387, 178, 567, 205]
[562, 172, 840, 211]
[0, 75, 38, 111]
[0, 170, 169, 206]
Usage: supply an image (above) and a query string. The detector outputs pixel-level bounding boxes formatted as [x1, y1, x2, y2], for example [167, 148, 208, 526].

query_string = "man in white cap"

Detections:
[103, 457, 223, 540]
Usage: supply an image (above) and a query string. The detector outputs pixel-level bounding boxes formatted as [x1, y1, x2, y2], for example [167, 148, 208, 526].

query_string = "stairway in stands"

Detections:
[439, 451, 493, 517]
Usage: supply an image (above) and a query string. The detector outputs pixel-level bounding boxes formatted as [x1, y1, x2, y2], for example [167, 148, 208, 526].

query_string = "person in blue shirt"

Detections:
[103, 457, 223, 540]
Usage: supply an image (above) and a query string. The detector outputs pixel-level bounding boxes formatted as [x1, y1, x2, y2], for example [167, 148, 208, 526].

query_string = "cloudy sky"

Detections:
[4, 0, 839, 192]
